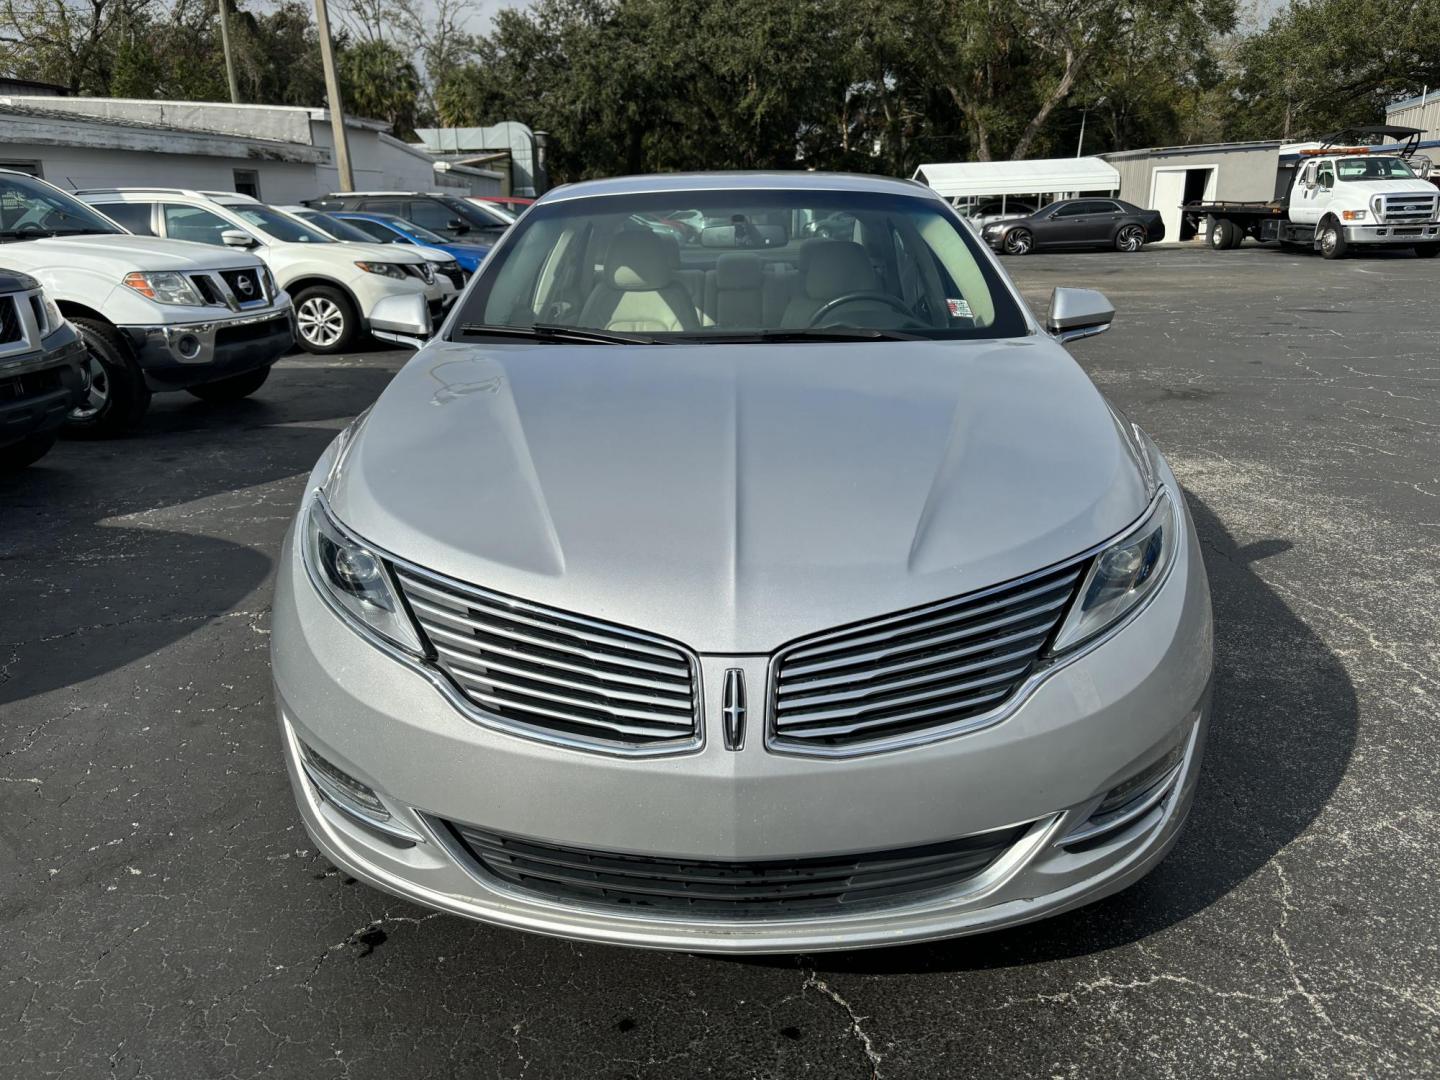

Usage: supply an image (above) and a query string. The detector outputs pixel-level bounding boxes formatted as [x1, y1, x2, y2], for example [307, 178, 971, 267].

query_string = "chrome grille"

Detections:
[0, 296, 19, 344]
[1377, 193, 1438, 223]
[394, 568, 700, 750]
[770, 564, 1085, 751]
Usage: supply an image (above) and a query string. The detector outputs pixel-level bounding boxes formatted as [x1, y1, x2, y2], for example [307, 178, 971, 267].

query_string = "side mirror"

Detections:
[447, 218, 471, 234]
[221, 229, 257, 248]
[1046, 287, 1114, 344]
[367, 292, 431, 350]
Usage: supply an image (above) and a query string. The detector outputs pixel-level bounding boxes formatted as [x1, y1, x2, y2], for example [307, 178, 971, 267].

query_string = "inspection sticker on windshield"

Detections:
[947, 298, 972, 318]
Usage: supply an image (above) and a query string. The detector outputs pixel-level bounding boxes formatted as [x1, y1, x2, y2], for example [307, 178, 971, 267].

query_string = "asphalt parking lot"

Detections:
[3, 244, 1437, 1079]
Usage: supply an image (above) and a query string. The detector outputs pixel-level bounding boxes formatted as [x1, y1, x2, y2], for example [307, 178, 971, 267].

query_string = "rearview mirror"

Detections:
[221, 229, 256, 248]
[1046, 287, 1114, 344]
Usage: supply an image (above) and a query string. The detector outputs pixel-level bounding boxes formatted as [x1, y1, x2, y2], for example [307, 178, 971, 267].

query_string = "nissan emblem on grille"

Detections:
[722, 668, 746, 751]
[237, 274, 254, 297]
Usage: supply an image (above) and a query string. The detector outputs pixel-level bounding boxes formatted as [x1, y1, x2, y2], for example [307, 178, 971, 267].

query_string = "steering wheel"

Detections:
[807, 291, 921, 328]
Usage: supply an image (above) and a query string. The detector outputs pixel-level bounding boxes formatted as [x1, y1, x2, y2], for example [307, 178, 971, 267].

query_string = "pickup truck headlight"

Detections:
[1341, 210, 1366, 222]
[40, 292, 64, 332]
[354, 261, 408, 280]
[302, 495, 423, 655]
[1050, 490, 1178, 652]
[122, 271, 204, 306]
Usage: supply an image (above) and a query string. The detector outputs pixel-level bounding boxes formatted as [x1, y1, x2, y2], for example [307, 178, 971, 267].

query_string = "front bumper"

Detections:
[120, 307, 295, 391]
[272, 495, 1213, 953]
[1344, 222, 1440, 244]
[0, 332, 88, 447]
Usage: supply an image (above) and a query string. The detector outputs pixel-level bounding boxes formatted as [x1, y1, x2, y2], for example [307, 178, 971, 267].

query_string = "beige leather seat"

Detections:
[781, 240, 879, 328]
[579, 231, 700, 333]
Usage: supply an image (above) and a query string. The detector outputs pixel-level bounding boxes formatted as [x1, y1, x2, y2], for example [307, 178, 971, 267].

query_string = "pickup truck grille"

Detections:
[0, 296, 20, 344]
[186, 270, 270, 310]
[770, 564, 1084, 752]
[394, 567, 701, 752]
[1375, 193, 1439, 223]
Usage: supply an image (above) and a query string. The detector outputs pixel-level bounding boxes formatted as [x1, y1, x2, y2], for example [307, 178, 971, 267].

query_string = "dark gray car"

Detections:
[984, 198, 1166, 255]
[0, 270, 86, 470]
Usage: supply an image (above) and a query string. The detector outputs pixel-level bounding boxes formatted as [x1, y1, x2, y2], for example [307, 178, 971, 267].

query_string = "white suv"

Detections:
[77, 190, 450, 354]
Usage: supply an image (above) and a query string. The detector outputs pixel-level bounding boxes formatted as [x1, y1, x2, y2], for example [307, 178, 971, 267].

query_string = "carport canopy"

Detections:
[912, 157, 1121, 199]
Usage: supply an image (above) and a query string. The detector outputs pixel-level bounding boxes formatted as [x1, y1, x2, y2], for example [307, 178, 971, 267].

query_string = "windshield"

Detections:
[0, 173, 124, 241]
[379, 216, 450, 245]
[454, 189, 1026, 342]
[228, 204, 333, 243]
[444, 198, 510, 229]
[301, 210, 380, 244]
[1337, 156, 1417, 181]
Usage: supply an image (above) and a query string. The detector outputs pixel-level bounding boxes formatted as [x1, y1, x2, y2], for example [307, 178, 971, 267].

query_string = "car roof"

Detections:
[334, 211, 408, 226]
[538, 171, 939, 205]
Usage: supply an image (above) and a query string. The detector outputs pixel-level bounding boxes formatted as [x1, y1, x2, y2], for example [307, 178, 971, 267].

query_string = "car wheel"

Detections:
[294, 286, 358, 354]
[65, 318, 152, 437]
[1116, 224, 1146, 252]
[186, 364, 272, 402]
[1319, 219, 1347, 260]
[1414, 244, 1439, 259]
[1003, 229, 1033, 255]
[0, 432, 58, 472]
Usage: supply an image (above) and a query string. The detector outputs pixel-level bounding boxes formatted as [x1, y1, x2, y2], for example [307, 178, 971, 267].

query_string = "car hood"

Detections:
[325, 337, 1152, 653]
[291, 240, 428, 265]
[1345, 180, 1438, 199]
[0, 232, 265, 272]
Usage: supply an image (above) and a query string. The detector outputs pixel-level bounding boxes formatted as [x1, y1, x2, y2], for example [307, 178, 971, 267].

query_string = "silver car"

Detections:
[272, 172, 1213, 953]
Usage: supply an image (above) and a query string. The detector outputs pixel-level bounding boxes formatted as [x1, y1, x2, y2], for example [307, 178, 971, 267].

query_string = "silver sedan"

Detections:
[271, 172, 1212, 952]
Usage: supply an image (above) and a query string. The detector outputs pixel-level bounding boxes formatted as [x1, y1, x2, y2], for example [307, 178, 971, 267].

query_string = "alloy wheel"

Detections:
[297, 297, 345, 348]
[1005, 231, 1032, 255]
[1118, 226, 1144, 252]
[68, 354, 110, 422]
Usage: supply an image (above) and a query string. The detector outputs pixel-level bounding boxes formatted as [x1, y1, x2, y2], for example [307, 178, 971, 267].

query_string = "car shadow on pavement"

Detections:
[0, 363, 395, 707]
[760, 491, 1359, 975]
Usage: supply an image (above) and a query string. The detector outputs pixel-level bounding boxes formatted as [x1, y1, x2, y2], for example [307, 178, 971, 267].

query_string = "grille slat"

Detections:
[772, 565, 1085, 750]
[448, 822, 1030, 914]
[1377, 193, 1438, 223]
[0, 297, 19, 344]
[395, 568, 700, 749]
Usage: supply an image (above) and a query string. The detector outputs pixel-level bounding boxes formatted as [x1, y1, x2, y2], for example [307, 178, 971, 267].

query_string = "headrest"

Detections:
[605, 231, 673, 290]
[801, 240, 877, 299]
[715, 252, 763, 290]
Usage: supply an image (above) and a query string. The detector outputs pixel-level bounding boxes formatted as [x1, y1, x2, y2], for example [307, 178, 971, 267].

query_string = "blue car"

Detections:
[333, 212, 492, 274]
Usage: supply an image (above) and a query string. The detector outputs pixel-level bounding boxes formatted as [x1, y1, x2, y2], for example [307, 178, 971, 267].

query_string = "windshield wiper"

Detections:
[689, 327, 928, 343]
[457, 322, 657, 345]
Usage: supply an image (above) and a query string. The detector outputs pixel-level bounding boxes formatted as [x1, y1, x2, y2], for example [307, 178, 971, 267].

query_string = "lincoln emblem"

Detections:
[722, 668, 746, 751]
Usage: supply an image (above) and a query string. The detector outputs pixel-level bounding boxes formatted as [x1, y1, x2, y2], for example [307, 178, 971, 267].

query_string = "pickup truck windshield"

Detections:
[1337, 157, 1417, 181]
[455, 189, 1027, 342]
[0, 174, 124, 241]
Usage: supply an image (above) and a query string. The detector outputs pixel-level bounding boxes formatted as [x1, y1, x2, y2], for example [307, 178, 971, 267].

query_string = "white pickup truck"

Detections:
[1187, 125, 1440, 259]
[1, 170, 295, 434]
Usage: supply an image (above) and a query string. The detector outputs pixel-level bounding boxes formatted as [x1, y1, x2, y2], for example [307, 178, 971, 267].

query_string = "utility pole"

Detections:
[313, 0, 355, 191]
[217, 0, 240, 104]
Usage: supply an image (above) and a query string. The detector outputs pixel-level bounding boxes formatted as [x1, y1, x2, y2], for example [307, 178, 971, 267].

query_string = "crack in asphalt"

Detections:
[804, 971, 883, 1079]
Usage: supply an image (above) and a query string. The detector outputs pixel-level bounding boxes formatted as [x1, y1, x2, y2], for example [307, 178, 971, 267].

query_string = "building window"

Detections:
[233, 169, 261, 199]
[0, 160, 43, 178]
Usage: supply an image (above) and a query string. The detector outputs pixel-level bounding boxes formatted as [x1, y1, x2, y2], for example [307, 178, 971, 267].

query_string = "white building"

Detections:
[0, 96, 504, 202]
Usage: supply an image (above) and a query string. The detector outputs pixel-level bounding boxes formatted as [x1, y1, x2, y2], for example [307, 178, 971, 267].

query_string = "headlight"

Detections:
[1342, 209, 1366, 222]
[122, 271, 204, 306]
[354, 261, 408, 280]
[41, 292, 64, 331]
[301, 496, 423, 654]
[419, 263, 436, 285]
[1050, 490, 1178, 652]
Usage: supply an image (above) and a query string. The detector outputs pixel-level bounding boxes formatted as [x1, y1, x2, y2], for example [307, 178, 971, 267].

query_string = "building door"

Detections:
[1149, 166, 1216, 244]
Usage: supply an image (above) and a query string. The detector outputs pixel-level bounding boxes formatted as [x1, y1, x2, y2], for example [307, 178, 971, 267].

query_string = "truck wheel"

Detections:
[1414, 244, 1439, 259]
[65, 318, 152, 437]
[1115, 225, 1145, 252]
[1318, 219, 1347, 260]
[1227, 224, 1245, 249]
[1208, 220, 1233, 249]
[0, 432, 58, 472]
[186, 365, 272, 402]
[293, 286, 358, 354]
[1002, 229, 1033, 255]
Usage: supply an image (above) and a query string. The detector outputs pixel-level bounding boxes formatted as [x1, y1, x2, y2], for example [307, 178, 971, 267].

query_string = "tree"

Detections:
[338, 37, 422, 135]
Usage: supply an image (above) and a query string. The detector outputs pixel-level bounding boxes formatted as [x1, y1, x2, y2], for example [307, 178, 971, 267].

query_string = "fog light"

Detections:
[1094, 744, 1184, 817]
[176, 334, 202, 359]
[300, 741, 389, 821]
